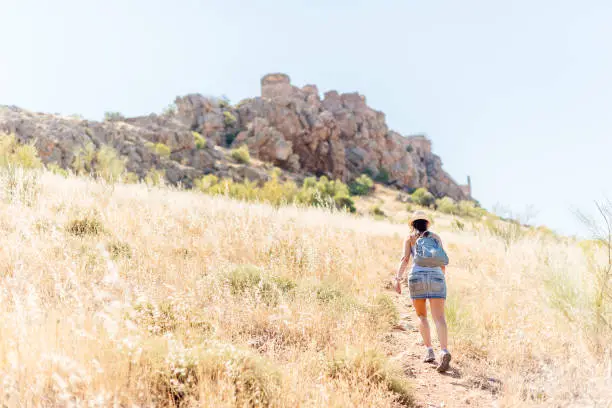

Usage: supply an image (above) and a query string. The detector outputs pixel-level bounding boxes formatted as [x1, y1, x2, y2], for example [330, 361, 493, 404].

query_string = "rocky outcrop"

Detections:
[177, 74, 470, 199]
[0, 73, 471, 200]
[0, 106, 271, 186]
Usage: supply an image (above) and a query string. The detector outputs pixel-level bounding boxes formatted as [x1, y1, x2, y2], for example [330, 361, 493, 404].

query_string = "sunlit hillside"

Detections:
[0, 168, 609, 407]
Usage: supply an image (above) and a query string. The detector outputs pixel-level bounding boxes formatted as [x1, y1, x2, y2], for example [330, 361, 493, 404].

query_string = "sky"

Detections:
[1, 0, 610, 235]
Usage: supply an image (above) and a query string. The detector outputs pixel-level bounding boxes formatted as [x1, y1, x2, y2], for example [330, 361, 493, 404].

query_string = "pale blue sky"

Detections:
[1, 0, 610, 235]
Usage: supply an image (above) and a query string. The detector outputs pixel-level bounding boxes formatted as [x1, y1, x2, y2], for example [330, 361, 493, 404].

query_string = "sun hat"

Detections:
[408, 210, 432, 226]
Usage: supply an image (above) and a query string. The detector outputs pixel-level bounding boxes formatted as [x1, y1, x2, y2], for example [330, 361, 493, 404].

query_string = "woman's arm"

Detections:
[394, 237, 412, 293]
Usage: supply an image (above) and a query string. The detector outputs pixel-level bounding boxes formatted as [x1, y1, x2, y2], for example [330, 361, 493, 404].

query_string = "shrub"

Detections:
[224, 265, 297, 306]
[406, 144, 413, 153]
[297, 176, 353, 211]
[107, 240, 131, 259]
[196, 173, 358, 212]
[0, 133, 43, 169]
[315, 282, 347, 304]
[133, 299, 213, 337]
[194, 174, 219, 191]
[47, 163, 69, 178]
[122, 172, 140, 184]
[259, 176, 299, 207]
[104, 111, 124, 122]
[334, 194, 356, 213]
[457, 200, 486, 219]
[152, 341, 280, 407]
[97, 145, 128, 181]
[218, 97, 230, 109]
[411, 188, 435, 207]
[369, 204, 385, 217]
[328, 348, 413, 406]
[67, 214, 104, 236]
[231, 145, 251, 164]
[72, 143, 127, 182]
[452, 219, 465, 231]
[223, 111, 237, 126]
[192, 131, 206, 149]
[163, 103, 177, 116]
[145, 168, 166, 187]
[225, 131, 240, 146]
[436, 197, 457, 214]
[349, 174, 374, 196]
[374, 167, 390, 183]
[150, 142, 171, 158]
[484, 218, 524, 249]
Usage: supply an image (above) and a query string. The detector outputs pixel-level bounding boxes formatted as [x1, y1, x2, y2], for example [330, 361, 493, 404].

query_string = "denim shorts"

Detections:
[408, 270, 447, 299]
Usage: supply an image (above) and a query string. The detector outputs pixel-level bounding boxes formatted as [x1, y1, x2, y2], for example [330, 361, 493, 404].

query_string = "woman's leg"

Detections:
[429, 298, 448, 350]
[412, 299, 432, 347]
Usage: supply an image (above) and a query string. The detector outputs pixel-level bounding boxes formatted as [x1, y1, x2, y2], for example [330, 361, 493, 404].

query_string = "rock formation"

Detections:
[0, 73, 471, 200]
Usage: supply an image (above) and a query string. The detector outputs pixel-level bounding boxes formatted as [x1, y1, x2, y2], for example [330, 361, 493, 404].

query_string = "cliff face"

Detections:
[177, 73, 470, 199]
[0, 73, 471, 199]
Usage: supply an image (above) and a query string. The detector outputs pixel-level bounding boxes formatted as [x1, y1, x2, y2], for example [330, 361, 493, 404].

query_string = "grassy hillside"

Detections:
[0, 168, 609, 406]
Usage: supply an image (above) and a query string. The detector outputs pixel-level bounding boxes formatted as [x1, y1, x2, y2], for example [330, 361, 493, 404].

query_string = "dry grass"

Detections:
[0, 170, 609, 406]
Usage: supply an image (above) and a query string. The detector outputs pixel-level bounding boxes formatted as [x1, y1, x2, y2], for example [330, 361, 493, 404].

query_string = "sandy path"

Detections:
[387, 290, 500, 408]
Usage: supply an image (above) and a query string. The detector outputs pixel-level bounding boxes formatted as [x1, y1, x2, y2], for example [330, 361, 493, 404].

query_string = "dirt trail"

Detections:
[386, 289, 500, 408]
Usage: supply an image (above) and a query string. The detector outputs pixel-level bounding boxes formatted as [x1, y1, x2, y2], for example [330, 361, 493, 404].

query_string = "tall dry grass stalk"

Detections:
[0, 170, 609, 406]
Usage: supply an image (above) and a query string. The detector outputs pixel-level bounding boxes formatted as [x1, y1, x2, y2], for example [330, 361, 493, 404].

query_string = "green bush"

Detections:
[369, 204, 385, 217]
[196, 173, 357, 212]
[47, 163, 69, 178]
[452, 219, 465, 231]
[0, 133, 43, 169]
[457, 200, 486, 218]
[374, 167, 390, 183]
[218, 97, 230, 108]
[349, 174, 374, 196]
[104, 111, 124, 122]
[192, 131, 206, 149]
[150, 142, 171, 158]
[145, 168, 166, 187]
[163, 103, 177, 116]
[122, 172, 140, 184]
[334, 194, 356, 213]
[225, 131, 240, 146]
[230, 145, 251, 164]
[435, 196, 457, 214]
[223, 111, 237, 126]
[406, 145, 413, 153]
[411, 188, 435, 207]
[72, 143, 127, 182]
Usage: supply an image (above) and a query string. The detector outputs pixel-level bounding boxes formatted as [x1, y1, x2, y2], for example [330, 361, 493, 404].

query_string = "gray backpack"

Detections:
[414, 232, 449, 268]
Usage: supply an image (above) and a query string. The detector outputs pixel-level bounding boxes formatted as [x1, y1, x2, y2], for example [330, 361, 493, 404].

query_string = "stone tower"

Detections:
[459, 176, 472, 198]
[261, 73, 293, 100]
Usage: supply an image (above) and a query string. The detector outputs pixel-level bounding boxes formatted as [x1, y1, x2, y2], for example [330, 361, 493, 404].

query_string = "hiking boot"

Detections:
[423, 348, 435, 363]
[437, 351, 452, 372]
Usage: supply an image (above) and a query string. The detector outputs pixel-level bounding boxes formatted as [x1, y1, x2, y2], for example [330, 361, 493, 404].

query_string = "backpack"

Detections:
[414, 231, 449, 268]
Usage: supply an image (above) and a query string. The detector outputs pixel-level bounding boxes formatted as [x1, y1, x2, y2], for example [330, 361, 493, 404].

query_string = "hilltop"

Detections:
[0, 74, 470, 200]
[0, 168, 608, 406]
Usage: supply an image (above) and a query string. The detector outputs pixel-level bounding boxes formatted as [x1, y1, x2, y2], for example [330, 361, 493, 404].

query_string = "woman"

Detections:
[394, 211, 451, 373]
